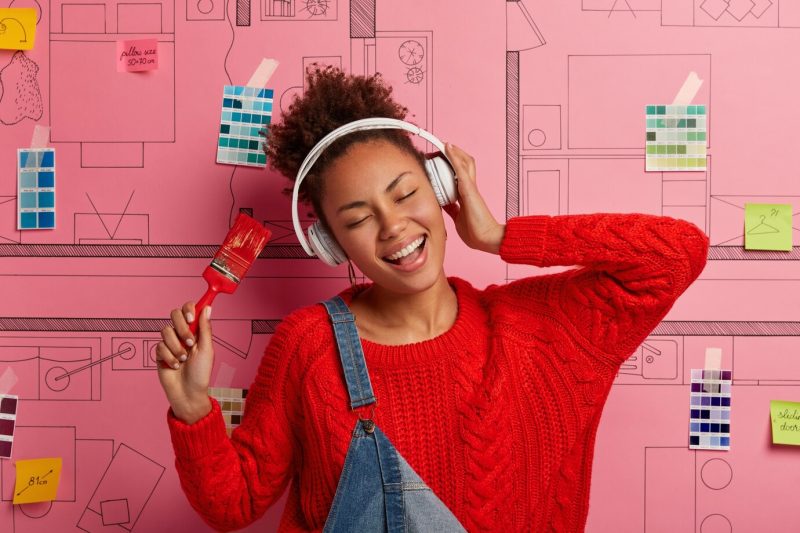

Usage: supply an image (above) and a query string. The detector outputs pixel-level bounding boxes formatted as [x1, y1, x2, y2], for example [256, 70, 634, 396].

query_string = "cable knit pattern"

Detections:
[167, 213, 709, 532]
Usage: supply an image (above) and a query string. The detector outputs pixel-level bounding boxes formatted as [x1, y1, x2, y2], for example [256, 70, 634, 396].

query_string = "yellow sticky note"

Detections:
[0, 9, 36, 50]
[744, 203, 793, 251]
[770, 400, 800, 446]
[13, 457, 62, 504]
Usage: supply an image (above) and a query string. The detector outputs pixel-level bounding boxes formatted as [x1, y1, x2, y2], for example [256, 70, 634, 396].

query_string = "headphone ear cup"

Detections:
[425, 156, 457, 206]
[307, 221, 347, 267]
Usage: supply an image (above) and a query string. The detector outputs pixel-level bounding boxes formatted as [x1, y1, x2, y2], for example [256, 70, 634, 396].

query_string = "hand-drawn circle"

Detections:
[700, 513, 732, 533]
[8, 0, 43, 25]
[398, 40, 424, 66]
[19, 500, 53, 518]
[280, 86, 303, 115]
[528, 129, 547, 147]
[45, 366, 70, 392]
[406, 67, 424, 84]
[149, 342, 158, 363]
[305, 0, 329, 16]
[701, 458, 733, 490]
[646, 355, 654, 364]
[196, 0, 214, 15]
[119, 342, 136, 361]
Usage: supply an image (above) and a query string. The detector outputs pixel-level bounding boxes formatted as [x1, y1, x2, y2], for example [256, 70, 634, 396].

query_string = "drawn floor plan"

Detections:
[0, 1, 797, 531]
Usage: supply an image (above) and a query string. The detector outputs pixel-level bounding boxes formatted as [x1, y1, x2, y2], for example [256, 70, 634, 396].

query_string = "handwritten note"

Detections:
[770, 400, 800, 446]
[116, 39, 158, 72]
[744, 203, 793, 251]
[13, 457, 62, 504]
[0, 8, 36, 50]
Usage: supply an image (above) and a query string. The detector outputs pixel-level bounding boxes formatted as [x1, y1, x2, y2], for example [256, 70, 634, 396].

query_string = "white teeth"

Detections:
[385, 237, 425, 261]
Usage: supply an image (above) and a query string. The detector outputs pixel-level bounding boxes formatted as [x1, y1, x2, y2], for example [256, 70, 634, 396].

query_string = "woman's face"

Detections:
[319, 139, 447, 295]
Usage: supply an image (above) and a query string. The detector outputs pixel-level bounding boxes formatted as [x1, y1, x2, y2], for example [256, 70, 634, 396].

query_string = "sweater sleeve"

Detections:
[499, 213, 709, 365]
[166, 314, 301, 532]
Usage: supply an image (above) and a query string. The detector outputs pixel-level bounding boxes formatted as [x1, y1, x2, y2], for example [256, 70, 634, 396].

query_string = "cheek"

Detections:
[333, 228, 377, 262]
[417, 201, 445, 232]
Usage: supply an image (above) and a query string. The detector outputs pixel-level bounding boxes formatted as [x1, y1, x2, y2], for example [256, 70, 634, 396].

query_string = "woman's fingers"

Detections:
[171, 306, 195, 348]
[159, 311, 188, 367]
[196, 306, 213, 353]
[445, 143, 475, 180]
[445, 143, 478, 203]
[156, 337, 181, 370]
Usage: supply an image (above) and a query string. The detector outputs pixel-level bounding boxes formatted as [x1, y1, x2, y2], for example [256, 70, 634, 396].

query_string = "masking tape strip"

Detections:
[672, 71, 703, 106]
[214, 361, 236, 388]
[30, 125, 50, 149]
[0, 366, 19, 395]
[703, 347, 722, 393]
[246, 58, 279, 88]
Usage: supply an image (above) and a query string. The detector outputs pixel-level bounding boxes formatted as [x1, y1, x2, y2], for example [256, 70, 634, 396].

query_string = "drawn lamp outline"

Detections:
[47, 345, 133, 391]
[0, 17, 28, 45]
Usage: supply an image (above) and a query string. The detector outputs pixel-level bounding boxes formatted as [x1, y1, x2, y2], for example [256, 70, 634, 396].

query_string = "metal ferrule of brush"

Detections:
[209, 252, 245, 283]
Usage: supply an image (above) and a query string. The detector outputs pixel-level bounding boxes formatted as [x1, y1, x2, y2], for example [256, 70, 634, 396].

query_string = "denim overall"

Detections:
[321, 296, 467, 533]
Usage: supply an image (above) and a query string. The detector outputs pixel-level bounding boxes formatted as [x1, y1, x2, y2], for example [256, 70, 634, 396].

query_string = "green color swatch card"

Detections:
[770, 400, 800, 446]
[744, 203, 793, 251]
[645, 104, 707, 172]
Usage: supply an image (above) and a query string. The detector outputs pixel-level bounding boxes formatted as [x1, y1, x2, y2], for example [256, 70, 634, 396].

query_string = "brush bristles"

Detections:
[212, 214, 272, 281]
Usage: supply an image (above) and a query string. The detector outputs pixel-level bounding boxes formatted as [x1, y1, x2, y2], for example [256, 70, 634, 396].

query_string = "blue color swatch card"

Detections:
[17, 148, 55, 230]
[689, 369, 732, 450]
[217, 85, 272, 168]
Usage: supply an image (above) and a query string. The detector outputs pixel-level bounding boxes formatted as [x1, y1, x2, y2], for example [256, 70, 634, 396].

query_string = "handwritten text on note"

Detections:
[116, 39, 159, 72]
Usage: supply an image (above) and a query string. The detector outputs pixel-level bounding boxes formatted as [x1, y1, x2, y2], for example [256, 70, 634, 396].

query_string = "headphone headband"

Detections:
[291, 118, 447, 257]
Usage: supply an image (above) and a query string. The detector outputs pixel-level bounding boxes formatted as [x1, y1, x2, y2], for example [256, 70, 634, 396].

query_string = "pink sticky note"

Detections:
[116, 39, 158, 72]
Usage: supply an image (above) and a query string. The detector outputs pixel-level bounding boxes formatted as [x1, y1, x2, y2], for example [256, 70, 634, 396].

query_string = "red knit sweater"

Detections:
[168, 213, 709, 532]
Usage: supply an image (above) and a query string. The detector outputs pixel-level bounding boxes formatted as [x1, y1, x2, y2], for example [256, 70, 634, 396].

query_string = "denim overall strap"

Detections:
[374, 423, 406, 533]
[321, 296, 376, 409]
[321, 296, 467, 533]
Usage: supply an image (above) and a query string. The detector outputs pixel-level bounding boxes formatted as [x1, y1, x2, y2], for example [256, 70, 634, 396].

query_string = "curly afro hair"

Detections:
[264, 65, 426, 226]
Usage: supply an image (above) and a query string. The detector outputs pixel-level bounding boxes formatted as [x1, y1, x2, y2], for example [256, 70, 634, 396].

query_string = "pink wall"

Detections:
[1, 0, 798, 531]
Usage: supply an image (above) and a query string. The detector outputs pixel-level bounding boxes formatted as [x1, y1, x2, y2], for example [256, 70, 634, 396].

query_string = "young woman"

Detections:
[156, 66, 709, 532]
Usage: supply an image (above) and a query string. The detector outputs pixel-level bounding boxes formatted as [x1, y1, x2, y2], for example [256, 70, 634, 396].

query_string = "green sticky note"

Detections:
[770, 400, 800, 445]
[744, 203, 793, 251]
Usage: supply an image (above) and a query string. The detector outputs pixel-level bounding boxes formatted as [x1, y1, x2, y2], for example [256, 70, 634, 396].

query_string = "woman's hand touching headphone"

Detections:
[443, 143, 505, 254]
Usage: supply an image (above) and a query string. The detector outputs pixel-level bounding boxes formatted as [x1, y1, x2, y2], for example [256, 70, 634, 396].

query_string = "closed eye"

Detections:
[398, 189, 417, 202]
[346, 215, 370, 229]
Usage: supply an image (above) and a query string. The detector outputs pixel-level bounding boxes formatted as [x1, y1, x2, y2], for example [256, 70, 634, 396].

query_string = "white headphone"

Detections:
[290, 118, 458, 266]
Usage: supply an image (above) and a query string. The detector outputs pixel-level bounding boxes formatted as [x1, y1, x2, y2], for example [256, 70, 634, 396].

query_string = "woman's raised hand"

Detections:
[156, 302, 214, 424]
[442, 143, 505, 254]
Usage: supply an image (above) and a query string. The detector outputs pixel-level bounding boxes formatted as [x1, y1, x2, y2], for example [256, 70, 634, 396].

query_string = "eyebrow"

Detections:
[336, 171, 411, 214]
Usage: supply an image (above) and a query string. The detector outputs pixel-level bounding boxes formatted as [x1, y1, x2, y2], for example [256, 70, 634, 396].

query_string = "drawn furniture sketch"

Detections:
[0, 1, 797, 531]
[49, 0, 176, 168]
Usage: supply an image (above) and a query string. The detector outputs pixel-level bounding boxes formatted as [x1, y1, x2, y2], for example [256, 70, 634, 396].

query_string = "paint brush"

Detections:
[188, 213, 271, 335]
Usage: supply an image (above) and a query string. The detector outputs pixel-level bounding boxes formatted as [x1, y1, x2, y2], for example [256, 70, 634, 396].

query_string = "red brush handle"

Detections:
[188, 266, 240, 336]
[189, 286, 218, 336]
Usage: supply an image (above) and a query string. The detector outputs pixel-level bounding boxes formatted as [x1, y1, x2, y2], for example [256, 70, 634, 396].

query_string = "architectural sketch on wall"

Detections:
[260, 0, 337, 21]
[0, 1, 797, 531]
[583, 0, 800, 27]
[0, 51, 42, 125]
[186, 0, 225, 20]
[49, 0, 176, 168]
[77, 444, 164, 532]
[661, 0, 800, 28]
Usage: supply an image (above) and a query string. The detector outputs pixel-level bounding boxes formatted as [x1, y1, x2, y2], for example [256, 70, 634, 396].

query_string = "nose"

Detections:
[377, 206, 407, 241]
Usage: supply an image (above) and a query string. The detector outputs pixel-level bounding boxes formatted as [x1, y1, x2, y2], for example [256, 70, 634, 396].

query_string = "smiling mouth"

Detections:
[382, 236, 426, 265]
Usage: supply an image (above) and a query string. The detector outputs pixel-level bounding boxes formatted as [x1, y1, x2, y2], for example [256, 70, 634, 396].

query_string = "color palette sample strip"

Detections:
[216, 85, 272, 167]
[0, 394, 18, 458]
[645, 104, 707, 171]
[17, 148, 56, 229]
[689, 369, 731, 450]
[208, 387, 248, 437]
